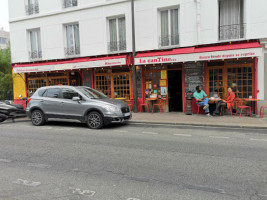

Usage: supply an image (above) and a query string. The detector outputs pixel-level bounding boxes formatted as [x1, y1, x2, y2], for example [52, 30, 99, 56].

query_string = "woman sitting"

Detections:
[213, 87, 235, 116]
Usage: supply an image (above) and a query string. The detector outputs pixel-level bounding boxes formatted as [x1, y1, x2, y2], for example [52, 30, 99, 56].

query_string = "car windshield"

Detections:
[77, 87, 108, 99]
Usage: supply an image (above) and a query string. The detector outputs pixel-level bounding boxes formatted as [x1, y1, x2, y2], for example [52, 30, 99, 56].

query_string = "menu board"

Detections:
[83, 69, 92, 87]
[184, 62, 204, 93]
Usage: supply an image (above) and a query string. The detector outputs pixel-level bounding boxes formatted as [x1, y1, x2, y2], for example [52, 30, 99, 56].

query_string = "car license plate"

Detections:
[123, 112, 131, 117]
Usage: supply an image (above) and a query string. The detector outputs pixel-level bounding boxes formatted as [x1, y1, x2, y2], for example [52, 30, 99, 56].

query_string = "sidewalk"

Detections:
[130, 112, 267, 129]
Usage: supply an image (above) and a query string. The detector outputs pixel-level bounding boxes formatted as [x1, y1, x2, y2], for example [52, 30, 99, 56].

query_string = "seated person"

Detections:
[213, 87, 235, 116]
[193, 86, 210, 116]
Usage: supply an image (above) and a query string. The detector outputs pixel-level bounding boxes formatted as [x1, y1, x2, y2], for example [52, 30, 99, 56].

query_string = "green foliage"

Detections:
[0, 49, 13, 100]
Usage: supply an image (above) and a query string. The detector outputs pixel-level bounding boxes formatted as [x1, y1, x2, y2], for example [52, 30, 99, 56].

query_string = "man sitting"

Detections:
[193, 86, 210, 117]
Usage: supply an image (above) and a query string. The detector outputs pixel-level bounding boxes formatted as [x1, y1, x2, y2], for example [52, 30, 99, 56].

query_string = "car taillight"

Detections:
[27, 98, 32, 104]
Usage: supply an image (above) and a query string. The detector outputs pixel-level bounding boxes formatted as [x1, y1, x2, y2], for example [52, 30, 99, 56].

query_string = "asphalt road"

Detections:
[0, 120, 267, 200]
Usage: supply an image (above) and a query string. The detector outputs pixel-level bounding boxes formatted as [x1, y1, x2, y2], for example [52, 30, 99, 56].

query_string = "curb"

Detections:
[129, 120, 267, 130]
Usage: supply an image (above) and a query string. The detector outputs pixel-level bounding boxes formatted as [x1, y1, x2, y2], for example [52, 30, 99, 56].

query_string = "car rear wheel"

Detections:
[31, 110, 45, 126]
[86, 111, 103, 129]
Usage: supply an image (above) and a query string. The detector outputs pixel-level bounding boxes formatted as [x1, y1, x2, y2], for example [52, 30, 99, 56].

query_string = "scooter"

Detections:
[0, 97, 28, 123]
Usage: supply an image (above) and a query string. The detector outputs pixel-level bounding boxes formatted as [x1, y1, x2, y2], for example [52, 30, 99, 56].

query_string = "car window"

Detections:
[46, 88, 60, 98]
[38, 89, 47, 97]
[62, 88, 80, 100]
[76, 87, 108, 99]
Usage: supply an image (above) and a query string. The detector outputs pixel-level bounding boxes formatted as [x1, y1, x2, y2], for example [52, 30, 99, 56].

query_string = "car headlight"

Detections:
[103, 105, 121, 113]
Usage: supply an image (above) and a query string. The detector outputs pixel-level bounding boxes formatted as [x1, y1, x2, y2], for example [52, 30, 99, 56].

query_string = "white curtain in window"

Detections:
[66, 25, 73, 48]
[171, 8, 179, 45]
[37, 30, 41, 52]
[118, 17, 126, 42]
[109, 19, 117, 43]
[161, 10, 169, 37]
[220, 0, 241, 26]
[30, 31, 36, 52]
[74, 24, 80, 49]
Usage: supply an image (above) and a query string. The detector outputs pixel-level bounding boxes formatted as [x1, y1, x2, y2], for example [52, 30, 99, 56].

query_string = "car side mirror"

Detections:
[72, 97, 80, 102]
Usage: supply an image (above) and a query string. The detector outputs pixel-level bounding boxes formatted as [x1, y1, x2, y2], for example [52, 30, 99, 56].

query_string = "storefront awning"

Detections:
[135, 42, 262, 65]
[13, 55, 130, 73]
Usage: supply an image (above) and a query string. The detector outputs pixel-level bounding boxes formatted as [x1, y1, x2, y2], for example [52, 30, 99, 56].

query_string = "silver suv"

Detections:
[26, 86, 131, 129]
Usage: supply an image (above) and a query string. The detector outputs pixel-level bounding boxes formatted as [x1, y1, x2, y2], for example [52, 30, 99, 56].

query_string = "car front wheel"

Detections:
[31, 110, 45, 126]
[86, 111, 103, 129]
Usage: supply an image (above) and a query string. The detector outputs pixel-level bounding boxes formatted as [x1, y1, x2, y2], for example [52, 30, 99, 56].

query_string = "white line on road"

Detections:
[209, 136, 230, 139]
[114, 130, 128, 133]
[13, 179, 41, 187]
[173, 134, 192, 137]
[0, 159, 12, 163]
[27, 163, 51, 169]
[127, 198, 141, 200]
[249, 138, 267, 142]
[69, 187, 96, 196]
[142, 132, 158, 135]
[259, 194, 267, 197]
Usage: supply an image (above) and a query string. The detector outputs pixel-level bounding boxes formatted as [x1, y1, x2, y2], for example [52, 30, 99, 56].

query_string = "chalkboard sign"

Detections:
[83, 69, 92, 87]
[184, 62, 204, 93]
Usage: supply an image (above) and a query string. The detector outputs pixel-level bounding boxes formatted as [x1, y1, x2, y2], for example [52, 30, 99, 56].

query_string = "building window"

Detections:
[29, 29, 42, 60]
[63, 0, 78, 8]
[25, 0, 39, 15]
[108, 17, 126, 53]
[159, 8, 179, 47]
[0, 37, 7, 44]
[64, 24, 80, 57]
[207, 59, 254, 99]
[219, 0, 244, 41]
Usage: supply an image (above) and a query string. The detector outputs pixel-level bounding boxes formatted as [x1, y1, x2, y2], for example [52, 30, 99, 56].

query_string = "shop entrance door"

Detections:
[168, 70, 183, 112]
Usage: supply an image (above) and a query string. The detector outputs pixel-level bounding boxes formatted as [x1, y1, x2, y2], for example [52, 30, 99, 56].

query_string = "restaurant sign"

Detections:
[135, 48, 262, 65]
[13, 57, 127, 73]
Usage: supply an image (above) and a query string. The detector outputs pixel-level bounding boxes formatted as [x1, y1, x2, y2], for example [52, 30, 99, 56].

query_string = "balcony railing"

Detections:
[159, 34, 179, 48]
[29, 50, 42, 60]
[219, 24, 245, 41]
[25, 3, 39, 15]
[108, 40, 126, 53]
[63, 0, 78, 8]
[64, 46, 80, 57]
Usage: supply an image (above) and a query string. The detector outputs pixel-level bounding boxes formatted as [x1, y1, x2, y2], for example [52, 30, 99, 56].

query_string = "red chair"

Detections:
[137, 98, 150, 112]
[127, 99, 134, 111]
[193, 98, 204, 115]
[152, 98, 165, 113]
[220, 104, 234, 116]
[235, 98, 252, 117]
[260, 106, 267, 118]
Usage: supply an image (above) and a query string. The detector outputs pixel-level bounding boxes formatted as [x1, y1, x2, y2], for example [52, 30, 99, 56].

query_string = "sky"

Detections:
[0, 0, 9, 31]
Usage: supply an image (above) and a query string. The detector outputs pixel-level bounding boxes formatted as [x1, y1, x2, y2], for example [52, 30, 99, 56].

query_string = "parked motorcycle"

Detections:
[0, 97, 28, 123]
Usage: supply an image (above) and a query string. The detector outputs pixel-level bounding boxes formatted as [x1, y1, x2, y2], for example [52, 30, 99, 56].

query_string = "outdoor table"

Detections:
[208, 98, 222, 114]
[115, 97, 127, 101]
[243, 98, 260, 116]
[146, 98, 158, 112]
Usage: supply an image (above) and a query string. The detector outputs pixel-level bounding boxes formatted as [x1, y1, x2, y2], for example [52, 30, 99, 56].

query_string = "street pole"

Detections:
[131, 0, 138, 113]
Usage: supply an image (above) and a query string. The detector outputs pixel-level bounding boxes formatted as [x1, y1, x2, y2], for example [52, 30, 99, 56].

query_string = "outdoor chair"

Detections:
[193, 98, 204, 115]
[137, 97, 149, 112]
[152, 98, 165, 113]
[220, 101, 234, 116]
[128, 99, 134, 111]
[235, 98, 252, 117]
[260, 106, 267, 118]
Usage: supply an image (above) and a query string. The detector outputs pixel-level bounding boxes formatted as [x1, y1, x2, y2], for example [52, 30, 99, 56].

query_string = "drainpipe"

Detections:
[131, 0, 138, 113]
[195, 0, 201, 44]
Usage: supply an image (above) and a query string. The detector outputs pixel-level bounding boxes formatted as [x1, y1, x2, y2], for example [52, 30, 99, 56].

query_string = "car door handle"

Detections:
[40, 100, 44, 103]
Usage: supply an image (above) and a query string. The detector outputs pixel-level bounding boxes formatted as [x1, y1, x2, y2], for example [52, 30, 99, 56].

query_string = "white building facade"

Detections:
[9, 0, 267, 114]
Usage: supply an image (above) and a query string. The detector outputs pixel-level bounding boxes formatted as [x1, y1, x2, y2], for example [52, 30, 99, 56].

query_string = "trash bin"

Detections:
[186, 91, 193, 115]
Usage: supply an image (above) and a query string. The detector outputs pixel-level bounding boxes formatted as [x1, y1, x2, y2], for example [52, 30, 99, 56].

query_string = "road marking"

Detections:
[250, 138, 267, 142]
[259, 194, 267, 197]
[69, 187, 96, 196]
[142, 132, 158, 135]
[127, 198, 141, 200]
[174, 134, 192, 137]
[27, 163, 51, 169]
[13, 179, 41, 187]
[0, 159, 12, 163]
[114, 130, 128, 133]
[209, 136, 230, 139]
